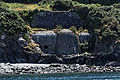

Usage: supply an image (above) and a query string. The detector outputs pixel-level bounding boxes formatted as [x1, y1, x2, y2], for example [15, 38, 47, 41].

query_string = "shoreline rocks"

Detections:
[0, 63, 120, 74]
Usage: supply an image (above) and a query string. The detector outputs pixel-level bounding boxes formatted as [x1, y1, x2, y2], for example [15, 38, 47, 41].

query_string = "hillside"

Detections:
[0, 0, 119, 65]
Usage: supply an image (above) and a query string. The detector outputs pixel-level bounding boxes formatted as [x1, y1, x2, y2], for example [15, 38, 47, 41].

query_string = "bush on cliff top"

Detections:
[2, 0, 42, 4]
[0, 9, 28, 36]
[50, 0, 74, 11]
[17, 9, 39, 25]
[88, 6, 120, 40]
[77, 0, 120, 5]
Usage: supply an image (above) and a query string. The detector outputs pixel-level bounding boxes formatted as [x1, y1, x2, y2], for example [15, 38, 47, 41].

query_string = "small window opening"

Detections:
[44, 45, 49, 49]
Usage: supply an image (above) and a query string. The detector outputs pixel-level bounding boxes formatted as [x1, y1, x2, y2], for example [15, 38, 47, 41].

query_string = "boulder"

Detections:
[39, 54, 63, 64]
[0, 34, 6, 40]
[31, 31, 57, 54]
[105, 61, 120, 67]
[0, 42, 6, 48]
[61, 54, 88, 64]
[18, 37, 27, 47]
[111, 40, 120, 54]
[56, 29, 81, 55]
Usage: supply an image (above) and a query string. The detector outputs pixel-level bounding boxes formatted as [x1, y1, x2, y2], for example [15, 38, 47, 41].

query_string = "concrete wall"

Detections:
[31, 30, 92, 55]
[31, 29, 81, 55]
[32, 11, 82, 29]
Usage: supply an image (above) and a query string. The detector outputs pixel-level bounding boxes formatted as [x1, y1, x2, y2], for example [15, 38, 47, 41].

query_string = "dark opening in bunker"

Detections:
[44, 45, 49, 49]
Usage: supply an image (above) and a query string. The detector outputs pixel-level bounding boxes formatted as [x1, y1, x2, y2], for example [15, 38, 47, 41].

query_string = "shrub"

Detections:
[80, 41, 89, 52]
[77, 0, 120, 5]
[53, 25, 63, 33]
[0, 2, 26, 10]
[3, 0, 42, 4]
[50, 0, 73, 11]
[88, 6, 120, 40]
[69, 26, 77, 33]
[24, 42, 39, 51]
[17, 9, 39, 25]
[71, 4, 101, 27]
[112, 3, 120, 9]
[0, 9, 28, 36]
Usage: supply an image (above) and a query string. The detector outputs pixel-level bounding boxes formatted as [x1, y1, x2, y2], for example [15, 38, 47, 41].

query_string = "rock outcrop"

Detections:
[32, 11, 82, 29]
[111, 40, 120, 54]
[0, 34, 43, 63]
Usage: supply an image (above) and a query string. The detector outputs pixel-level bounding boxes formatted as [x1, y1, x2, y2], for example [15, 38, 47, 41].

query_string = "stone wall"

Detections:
[31, 29, 81, 55]
[31, 31, 57, 54]
[31, 29, 91, 55]
[32, 11, 82, 29]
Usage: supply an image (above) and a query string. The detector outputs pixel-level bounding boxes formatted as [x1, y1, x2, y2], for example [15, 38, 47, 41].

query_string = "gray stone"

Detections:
[0, 42, 6, 48]
[31, 31, 57, 54]
[105, 61, 120, 67]
[18, 37, 27, 47]
[56, 29, 80, 55]
[114, 41, 120, 54]
[110, 40, 120, 54]
[0, 34, 6, 40]
[39, 54, 63, 64]
[79, 32, 91, 42]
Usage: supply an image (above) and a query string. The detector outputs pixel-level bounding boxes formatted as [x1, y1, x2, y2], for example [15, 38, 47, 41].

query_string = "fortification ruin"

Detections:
[32, 11, 82, 29]
[31, 29, 92, 55]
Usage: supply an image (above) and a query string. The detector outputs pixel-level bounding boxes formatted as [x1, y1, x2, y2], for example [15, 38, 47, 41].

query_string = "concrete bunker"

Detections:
[31, 31, 57, 54]
[32, 11, 82, 29]
[31, 29, 81, 55]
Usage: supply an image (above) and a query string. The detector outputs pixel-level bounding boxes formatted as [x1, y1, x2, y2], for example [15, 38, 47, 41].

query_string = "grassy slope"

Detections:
[0, 2, 51, 11]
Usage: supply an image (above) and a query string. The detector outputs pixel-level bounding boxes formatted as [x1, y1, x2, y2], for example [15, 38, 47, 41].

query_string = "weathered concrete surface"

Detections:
[79, 32, 91, 43]
[31, 31, 57, 54]
[32, 11, 82, 29]
[31, 29, 81, 55]
[56, 29, 81, 55]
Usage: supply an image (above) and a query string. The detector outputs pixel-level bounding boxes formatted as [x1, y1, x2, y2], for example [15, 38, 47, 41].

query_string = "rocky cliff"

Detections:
[0, 34, 43, 63]
[0, 29, 120, 66]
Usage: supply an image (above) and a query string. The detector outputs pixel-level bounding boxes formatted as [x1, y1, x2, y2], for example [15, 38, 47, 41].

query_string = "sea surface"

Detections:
[0, 72, 120, 80]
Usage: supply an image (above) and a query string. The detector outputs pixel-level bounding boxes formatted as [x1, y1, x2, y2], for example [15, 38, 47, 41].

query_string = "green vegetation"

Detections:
[69, 26, 77, 33]
[2, 0, 42, 4]
[77, 0, 120, 5]
[50, 0, 75, 11]
[18, 9, 39, 25]
[88, 6, 120, 41]
[0, 8, 28, 36]
[53, 25, 63, 33]
[0, 0, 120, 53]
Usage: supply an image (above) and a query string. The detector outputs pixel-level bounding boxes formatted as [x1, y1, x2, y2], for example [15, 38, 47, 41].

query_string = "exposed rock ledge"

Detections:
[0, 63, 120, 74]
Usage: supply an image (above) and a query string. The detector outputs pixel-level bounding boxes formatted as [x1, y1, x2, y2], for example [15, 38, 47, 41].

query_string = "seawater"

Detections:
[0, 72, 120, 80]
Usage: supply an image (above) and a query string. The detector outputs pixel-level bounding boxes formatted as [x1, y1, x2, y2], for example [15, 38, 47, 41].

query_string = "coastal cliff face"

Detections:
[0, 10, 119, 66]
[0, 29, 120, 65]
[0, 34, 43, 63]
